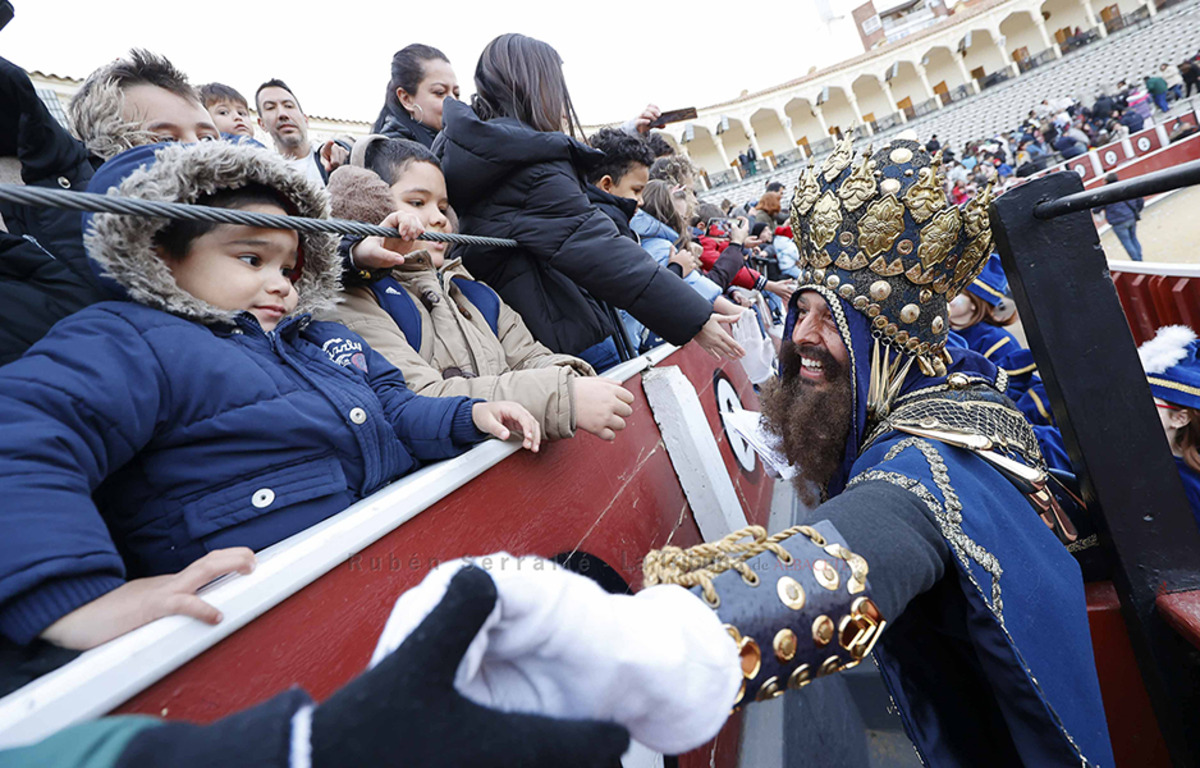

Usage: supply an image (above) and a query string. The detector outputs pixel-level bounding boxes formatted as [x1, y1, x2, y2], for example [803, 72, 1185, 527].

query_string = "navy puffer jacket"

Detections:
[435, 99, 711, 357]
[0, 143, 484, 645]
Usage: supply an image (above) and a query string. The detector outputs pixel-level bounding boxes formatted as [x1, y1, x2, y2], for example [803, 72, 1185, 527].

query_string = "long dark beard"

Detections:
[760, 341, 854, 506]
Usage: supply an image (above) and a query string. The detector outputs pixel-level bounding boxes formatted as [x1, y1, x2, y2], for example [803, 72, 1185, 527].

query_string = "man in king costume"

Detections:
[644, 137, 1114, 766]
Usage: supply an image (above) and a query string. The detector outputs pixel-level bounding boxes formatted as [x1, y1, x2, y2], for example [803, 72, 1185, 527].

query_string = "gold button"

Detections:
[788, 663, 813, 689]
[349, 407, 367, 424]
[774, 628, 798, 663]
[739, 637, 762, 679]
[899, 303, 920, 324]
[947, 372, 969, 389]
[818, 655, 842, 677]
[890, 147, 914, 164]
[813, 615, 834, 647]
[755, 676, 784, 701]
[776, 576, 806, 611]
[880, 178, 902, 195]
[869, 279, 892, 301]
[814, 559, 840, 591]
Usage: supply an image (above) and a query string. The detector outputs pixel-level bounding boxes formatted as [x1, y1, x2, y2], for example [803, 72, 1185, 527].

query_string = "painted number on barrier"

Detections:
[1104, 150, 1118, 165]
[1074, 164, 1087, 177]
[1137, 136, 1153, 152]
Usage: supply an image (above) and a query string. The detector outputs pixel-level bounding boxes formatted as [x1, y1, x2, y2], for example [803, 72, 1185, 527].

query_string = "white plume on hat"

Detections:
[1138, 325, 1198, 374]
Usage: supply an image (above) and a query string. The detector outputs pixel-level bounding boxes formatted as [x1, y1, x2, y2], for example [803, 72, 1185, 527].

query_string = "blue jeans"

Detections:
[1153, 92, 1170, 112]
[1113, 221, 1143, 261]
[578, 336, 622, 372]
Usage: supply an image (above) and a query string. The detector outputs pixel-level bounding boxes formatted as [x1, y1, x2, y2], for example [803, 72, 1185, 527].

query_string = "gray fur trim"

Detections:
[85, 142, 340, 326]
[67, 78, 159, 161]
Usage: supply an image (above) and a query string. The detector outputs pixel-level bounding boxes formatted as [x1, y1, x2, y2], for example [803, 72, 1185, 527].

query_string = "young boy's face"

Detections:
[598, 162, 650, 205]
[207, 100, 254, 138]
[121, 84, 219, 144]
[386, 160, 451, 268]
[165, 203, 300, 331]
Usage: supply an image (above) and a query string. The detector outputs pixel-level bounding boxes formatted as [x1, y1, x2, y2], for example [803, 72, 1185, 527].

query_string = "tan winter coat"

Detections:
[335, 252, 595, 441]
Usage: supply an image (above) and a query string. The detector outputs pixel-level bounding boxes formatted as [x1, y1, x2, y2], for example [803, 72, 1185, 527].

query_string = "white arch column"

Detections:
[846, 92, 873, 135]
[1035, 15, 1063, 57]
[880, 79, 907, 123]
[813, 105, 830, 137]
[915, 63, 939, 105]
[1146, 0, 1157, 16]
[711, 130, 731, 170]
[993, 33, 1019, 76]
[776, 107, 800, 148]
[1082, 0, 1108, 36]
[954, 53, 980, 94]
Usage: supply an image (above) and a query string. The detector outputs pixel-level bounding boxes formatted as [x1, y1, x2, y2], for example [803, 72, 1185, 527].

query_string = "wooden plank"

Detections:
[990, 171, 1200, 765]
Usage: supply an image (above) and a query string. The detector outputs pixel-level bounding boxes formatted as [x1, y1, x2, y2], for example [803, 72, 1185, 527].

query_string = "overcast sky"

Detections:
[2, 0, 851, 126]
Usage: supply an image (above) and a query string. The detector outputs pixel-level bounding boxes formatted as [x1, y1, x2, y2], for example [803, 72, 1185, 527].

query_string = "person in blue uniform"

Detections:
[948, 254, 1055, 425]
[1138, 325, 1200, 525]
[646, 138, 1113, 766]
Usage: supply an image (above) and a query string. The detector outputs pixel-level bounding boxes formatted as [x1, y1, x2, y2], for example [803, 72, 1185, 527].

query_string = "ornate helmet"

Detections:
[790, 136, 994, 416]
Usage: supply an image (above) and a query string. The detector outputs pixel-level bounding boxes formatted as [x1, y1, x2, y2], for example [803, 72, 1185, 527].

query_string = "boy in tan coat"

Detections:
[329, 137, 635, 441]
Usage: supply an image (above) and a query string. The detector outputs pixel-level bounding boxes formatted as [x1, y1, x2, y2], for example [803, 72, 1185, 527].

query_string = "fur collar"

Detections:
[85, 141, 340, 326]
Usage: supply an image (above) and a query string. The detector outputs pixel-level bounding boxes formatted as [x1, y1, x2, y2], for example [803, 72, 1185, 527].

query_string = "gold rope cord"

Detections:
[643, 525, 825, 607]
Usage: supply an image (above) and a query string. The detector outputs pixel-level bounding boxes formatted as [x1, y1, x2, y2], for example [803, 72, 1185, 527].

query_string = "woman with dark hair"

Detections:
[372, 44, 460, 147]
[435, 33, 743, 370]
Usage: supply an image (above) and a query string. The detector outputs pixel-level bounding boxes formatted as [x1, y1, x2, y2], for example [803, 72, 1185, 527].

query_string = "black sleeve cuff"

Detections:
[115, 688, 312, 768]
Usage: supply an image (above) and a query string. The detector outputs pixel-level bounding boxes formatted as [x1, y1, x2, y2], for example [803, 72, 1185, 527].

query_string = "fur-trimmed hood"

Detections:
[84, 141, 340, 326]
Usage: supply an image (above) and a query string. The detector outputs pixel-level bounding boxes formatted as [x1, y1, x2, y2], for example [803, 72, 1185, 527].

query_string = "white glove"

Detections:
[370, 553, 741, 755]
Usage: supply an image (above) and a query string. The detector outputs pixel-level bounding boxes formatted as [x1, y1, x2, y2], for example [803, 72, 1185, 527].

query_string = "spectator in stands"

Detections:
[1182, 60, 1199, 99]
[1092, 91, 1116, 124]
[1145, 73, 1170, 113]
[1097, 172, 1144, 261]
[327, 137, 634, 442]
[1, 50, 216, 366]
[624, 181, 732, 349]
[586, 127, 652, 215]
[1053, 131, 1087, 159]
[435, 34, 743, 370]
[1119, 105, 1145, 133]
[1161, 63, 1185, 102]
[0, 141, 541, 655]
[645, 131, 676, 158]
[752, 191, 782, 227]
[255, 78, 349, 186]
[371, 44, 459, 148]
[199, 83, 254, 139]
[720, 198, 734, 216]
[926, 134, 941, 153]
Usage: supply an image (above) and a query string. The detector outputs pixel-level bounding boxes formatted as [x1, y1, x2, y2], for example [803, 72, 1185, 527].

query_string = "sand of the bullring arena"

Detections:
[1100, 186, 1200, 265]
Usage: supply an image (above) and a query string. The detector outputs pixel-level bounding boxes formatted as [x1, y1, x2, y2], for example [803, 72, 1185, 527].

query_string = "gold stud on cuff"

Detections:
[739, 637, 762, 679]
[774, 628, 798, 663]
[814, 559, 840, 591]
[788, 663, 813, 690]
[777, 576, 806, 610]
[756, 676, 784, 701]
[813, 615, 834, 648]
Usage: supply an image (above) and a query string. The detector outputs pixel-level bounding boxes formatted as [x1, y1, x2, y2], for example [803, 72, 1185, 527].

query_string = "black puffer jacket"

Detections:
[0, 56, 106, 365]
[434, 99, 710, 357]
[373, 105, 439, 148]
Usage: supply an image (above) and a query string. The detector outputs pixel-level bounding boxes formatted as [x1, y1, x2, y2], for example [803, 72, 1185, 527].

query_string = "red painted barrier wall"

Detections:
[110, 343, 771, 767]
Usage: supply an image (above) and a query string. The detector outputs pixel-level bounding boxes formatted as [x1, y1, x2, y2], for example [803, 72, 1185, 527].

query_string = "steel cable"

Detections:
[0, 183, 519, 247]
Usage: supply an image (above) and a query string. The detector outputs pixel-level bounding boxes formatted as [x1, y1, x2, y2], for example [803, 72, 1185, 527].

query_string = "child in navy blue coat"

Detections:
[0, 141, 539, 653]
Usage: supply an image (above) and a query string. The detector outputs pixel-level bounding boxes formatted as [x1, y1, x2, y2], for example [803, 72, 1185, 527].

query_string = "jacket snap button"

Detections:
[251, 488, 275, 508]
[349, 407, 367, 424]
[57, 176, 71, 189]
